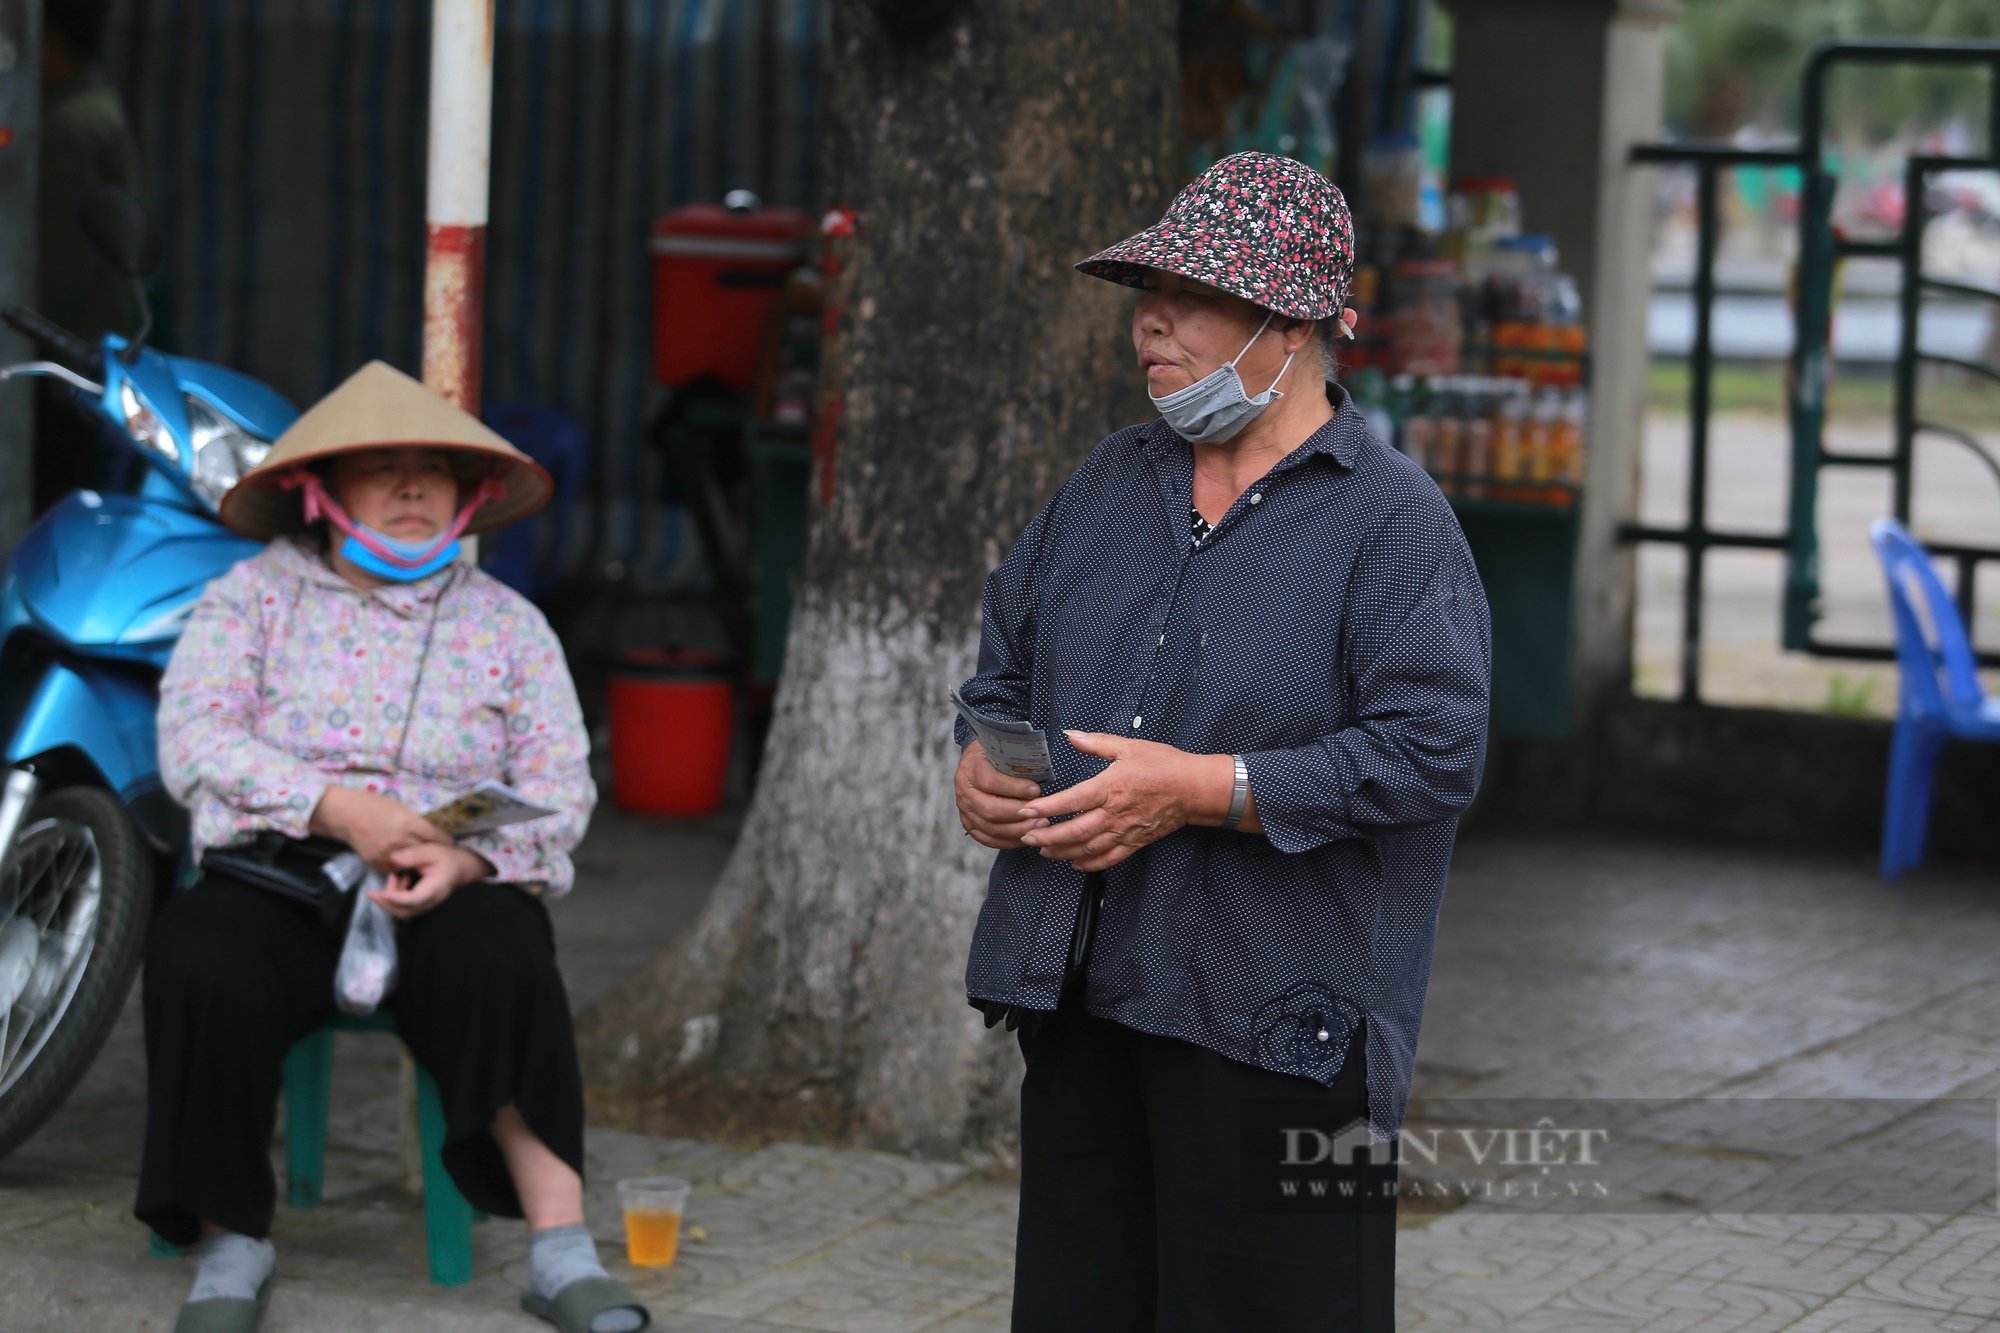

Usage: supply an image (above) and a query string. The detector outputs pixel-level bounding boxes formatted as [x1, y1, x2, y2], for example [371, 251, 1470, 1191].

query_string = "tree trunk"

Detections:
[576, 0, 1178, 1158]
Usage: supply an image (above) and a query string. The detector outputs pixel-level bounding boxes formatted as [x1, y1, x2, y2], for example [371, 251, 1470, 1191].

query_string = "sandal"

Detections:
[172, 1275, 273, 1333]
[521, 1275, 651, 1333]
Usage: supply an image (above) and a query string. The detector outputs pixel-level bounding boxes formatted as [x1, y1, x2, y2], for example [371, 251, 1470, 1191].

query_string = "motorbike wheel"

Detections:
[0, 786, 154, 1158]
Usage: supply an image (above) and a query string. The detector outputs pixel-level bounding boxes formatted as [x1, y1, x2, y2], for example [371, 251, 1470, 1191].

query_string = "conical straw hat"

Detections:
[219, 360, 554, 541]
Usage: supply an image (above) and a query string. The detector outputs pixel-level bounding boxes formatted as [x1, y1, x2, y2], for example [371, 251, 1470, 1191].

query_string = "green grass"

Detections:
[1648, 360, 2000, 427]
[1822, 673, 1880, 718]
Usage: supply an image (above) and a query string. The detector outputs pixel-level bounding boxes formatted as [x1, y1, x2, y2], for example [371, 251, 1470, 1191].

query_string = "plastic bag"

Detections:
[334, 869, 398, 1014]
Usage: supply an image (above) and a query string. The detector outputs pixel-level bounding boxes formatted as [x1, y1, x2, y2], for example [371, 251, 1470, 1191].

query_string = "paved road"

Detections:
[4, 817, 1999, 1329]
[1635, 409, 2000, 711]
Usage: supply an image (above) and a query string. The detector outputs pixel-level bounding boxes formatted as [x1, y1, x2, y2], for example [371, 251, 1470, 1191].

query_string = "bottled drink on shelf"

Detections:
[1388, 373, 1415, 454]
[1387, 261, 1463, 376]
[1492, 381, 1528, 501]
[1353, 190, 1590, 510]
[1401, 376, 1436, 473]
[1552, 388, 1587, 491]
[1442, 177, 1521, 274]
[1432, 378, 1465, 496]
[1461, 379, 1494, 501]
[1526, 387, 1561, 490]
[1456, 178, 1522, 241]
[1374, 366, 1581, 510]
[1483, 235, 1587, 388]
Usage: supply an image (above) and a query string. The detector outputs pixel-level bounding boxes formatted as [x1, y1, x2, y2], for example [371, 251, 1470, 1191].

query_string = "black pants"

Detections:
[1013, 1008, 1396, 1333]
[137, 874, 584, 1246]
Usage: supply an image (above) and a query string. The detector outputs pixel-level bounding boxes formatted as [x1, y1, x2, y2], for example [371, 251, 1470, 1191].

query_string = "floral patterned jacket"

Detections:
[158, 537, 595, 895]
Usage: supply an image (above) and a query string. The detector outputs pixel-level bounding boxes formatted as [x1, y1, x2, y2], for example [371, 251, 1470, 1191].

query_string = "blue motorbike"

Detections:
[0, 187, 297, 1154]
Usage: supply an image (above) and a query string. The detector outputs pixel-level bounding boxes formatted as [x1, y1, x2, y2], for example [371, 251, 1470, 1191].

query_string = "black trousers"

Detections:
[1013, 1008, 1396, 1333]
[137, 874, 584, 1246]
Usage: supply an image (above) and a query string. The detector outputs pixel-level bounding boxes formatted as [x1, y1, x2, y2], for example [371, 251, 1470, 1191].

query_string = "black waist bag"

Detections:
[201, 831, 364, 929]
[979, 870, 1106, 1036]
[1058, 870, 1107, 1010]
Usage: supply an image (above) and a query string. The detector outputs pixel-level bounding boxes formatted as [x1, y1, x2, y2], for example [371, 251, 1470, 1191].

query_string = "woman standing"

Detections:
[953, 153, 1490, 1330]
[144, 362, 646, 1333]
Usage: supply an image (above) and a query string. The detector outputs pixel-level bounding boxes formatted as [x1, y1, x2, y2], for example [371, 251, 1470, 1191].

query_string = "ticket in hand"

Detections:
[424, 780, 558, 837]
[950, 688, 1054, 783]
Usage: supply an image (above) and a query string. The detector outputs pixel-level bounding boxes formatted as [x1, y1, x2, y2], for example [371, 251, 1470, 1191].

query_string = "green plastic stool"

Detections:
[149, 1011, 477, 1285]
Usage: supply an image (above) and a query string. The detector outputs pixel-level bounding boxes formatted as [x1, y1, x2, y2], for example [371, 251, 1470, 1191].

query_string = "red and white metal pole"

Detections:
[422, 0, 494, 415]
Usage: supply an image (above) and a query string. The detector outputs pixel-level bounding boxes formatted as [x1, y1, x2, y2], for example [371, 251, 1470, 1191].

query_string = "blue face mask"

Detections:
[338, 526, 462, 583]
[285, 468, 504, 584]
[1150, 311, 1298, 446]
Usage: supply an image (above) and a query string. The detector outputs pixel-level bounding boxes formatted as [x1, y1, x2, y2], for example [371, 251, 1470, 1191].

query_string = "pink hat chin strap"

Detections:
[278, 467, 508, 568]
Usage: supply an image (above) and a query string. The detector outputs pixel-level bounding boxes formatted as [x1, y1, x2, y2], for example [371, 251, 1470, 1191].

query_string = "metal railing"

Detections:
[1624, 40, 2000, 705]
[1624, 144, 1800, 703]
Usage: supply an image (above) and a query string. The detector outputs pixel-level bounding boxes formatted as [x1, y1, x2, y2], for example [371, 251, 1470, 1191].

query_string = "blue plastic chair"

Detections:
[149, 1011, 477, 1285]
[1869, 518, 2000, 880]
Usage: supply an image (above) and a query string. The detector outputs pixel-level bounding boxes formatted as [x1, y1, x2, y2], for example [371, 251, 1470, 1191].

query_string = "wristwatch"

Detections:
[1223, 755, 1249, 830]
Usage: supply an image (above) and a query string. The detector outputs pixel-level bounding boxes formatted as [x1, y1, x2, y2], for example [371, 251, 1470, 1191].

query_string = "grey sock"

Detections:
[186, 1232, 274, 1304]
[529, 1225, 645, 1332]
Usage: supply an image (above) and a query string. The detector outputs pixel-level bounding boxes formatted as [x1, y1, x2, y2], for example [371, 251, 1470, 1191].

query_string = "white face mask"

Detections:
[1149, 311, 1298, 445]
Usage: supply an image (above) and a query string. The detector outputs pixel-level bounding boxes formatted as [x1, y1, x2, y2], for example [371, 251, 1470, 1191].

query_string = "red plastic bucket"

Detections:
[608, 651, 735, 817]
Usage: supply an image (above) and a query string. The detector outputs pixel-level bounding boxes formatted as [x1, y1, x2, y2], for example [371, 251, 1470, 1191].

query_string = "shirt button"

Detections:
[1157, 634, 1165, 645]
[1249, 492, 1263, 505]
[1132, 716, 1143, 729]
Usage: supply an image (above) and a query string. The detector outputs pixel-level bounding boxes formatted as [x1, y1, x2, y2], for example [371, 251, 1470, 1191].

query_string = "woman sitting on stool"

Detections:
[142, 361, 647, 1333]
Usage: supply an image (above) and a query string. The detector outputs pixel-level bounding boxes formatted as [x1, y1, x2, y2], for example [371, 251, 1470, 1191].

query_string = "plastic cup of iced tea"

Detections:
[617, 1176, 692, 1267]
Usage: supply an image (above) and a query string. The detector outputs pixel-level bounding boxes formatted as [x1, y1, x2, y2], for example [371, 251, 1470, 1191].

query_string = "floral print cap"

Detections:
[1075, 151, 1355, 321]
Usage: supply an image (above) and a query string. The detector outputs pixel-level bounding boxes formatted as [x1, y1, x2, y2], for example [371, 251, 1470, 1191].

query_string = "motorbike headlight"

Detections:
[185, 396, 272, 510]
[119, 381, 179, 466]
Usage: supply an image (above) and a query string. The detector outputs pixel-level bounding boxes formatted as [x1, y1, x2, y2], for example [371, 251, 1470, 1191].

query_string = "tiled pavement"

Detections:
[3, 815, 1999, 1330]
[1397, 834, 2000, 1332]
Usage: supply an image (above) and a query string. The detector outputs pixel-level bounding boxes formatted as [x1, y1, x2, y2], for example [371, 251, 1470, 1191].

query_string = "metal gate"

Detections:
[1628, 39, 2000, 705]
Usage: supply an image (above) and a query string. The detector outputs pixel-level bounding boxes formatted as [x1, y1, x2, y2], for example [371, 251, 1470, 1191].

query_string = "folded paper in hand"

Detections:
[424, 780, 558, 837]
[950, 688, 1053, 783]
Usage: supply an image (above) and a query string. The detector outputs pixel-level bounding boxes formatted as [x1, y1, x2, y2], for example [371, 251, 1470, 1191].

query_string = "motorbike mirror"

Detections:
[80, 186, 160, 280]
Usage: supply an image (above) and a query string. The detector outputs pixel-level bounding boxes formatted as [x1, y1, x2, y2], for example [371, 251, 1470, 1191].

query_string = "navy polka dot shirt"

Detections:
[956, 383, 1491, 1135]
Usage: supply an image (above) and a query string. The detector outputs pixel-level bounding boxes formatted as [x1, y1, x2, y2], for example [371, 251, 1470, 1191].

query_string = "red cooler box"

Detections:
[651, 197, 816, 390]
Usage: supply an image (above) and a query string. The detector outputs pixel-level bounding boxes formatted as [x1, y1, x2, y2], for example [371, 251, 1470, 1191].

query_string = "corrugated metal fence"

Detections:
[103, 0, 823, 584]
